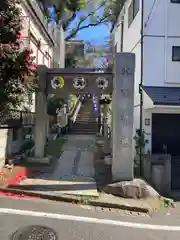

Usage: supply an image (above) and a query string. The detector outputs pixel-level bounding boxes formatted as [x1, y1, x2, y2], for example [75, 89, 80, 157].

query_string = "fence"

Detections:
[0, 110, 35, 128]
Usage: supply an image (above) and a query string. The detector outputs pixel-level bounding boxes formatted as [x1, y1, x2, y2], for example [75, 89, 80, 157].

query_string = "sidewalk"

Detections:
[16, 135, 99, 198]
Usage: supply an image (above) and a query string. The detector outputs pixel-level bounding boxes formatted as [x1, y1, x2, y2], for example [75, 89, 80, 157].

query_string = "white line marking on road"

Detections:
[0, 208, 179, 231]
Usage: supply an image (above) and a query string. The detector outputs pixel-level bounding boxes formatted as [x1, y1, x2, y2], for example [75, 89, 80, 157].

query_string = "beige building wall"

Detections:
[18, 0, 65, 111]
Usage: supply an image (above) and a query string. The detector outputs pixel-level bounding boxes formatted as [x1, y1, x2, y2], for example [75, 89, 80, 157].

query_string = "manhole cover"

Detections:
[11, 225, 58, 240]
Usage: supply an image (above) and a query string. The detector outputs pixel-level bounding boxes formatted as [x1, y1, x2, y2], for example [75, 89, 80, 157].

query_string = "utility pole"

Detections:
[139, 0, 144, 176]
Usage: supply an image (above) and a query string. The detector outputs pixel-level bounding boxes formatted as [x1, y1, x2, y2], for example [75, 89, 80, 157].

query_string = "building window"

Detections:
[128, 2, 133, 27]
[172, 46, 180, 61]
[12, 128, 18, 141]
[171, 0, 180, 3]
[128, 0, 139, 27]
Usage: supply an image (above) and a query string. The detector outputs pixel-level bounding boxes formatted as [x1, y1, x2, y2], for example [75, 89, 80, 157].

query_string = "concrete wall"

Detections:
[0, 128, 24, 168]
[0, 129, 9, 168]
[143, 154, 171, 195]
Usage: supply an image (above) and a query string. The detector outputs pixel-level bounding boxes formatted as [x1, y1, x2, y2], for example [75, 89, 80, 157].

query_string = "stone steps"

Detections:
[76, 117, 96, 121]
[71, 100, 97, 134]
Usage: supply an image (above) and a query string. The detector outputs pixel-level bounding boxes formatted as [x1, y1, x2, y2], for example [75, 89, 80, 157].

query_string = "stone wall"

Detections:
[8, 128, 23, 155]
[0, 126, 35, 169]
[142, 154, 171, 195]
[0, 129, 9, 168]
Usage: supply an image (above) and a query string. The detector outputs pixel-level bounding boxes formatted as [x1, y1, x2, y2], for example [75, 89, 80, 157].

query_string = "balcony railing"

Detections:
[0, 110, 35, 128]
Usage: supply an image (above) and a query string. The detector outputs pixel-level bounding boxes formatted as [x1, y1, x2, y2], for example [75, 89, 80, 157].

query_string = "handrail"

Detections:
[71, 100, 82, 123]
[67, 95, 82, 131]
[68, 95, 81, 119]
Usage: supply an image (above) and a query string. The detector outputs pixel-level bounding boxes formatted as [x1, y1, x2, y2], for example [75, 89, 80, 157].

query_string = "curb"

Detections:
[88, 200, 150, 213]
[0, 186, 150, 213]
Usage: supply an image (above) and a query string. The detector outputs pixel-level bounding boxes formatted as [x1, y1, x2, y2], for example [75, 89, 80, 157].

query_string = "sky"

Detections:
[49, 5, 110, 44]
[65, 7, 111, 45]
[75, 24, 110, 43]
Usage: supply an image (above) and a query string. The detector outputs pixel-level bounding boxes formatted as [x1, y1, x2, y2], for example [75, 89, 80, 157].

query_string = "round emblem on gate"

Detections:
[72, 76, 86, 90]
[51, 75, 64, 89]
[96, 77, 108, 90]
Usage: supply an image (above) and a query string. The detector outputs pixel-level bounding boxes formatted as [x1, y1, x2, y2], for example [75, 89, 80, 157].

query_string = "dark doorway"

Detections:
[152, 113, 180, 189]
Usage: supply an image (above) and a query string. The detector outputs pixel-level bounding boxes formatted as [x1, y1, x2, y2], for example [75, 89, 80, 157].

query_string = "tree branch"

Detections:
[65, 2, 109, 40]
[65, 15, 109, 40]
[62, 12, 77, 30]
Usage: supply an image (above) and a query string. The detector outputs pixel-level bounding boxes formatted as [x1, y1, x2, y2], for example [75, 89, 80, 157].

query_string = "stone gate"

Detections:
[34, 53, 135, 182]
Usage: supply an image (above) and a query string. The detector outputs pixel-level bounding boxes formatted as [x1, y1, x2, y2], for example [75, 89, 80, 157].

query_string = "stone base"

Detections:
[0, 158, 5, 170]
[104, 178, 160, 199]
[27, 155, 52, 164]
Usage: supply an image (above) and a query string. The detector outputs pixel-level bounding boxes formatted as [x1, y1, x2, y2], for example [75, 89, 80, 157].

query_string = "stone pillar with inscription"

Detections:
[34, 65, 48, 159]
[112, 53, 135, 182]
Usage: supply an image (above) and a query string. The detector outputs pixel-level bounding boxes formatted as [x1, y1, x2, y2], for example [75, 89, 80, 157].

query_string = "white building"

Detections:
[19, 0, 65, 111]
[112, 0, 180, 189]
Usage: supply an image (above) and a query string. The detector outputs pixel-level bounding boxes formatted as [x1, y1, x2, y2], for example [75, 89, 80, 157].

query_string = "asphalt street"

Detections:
[0, 196, 180, 240]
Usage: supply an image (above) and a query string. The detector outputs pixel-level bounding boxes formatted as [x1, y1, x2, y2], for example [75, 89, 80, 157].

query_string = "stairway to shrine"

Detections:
[71, 99, 98, 134]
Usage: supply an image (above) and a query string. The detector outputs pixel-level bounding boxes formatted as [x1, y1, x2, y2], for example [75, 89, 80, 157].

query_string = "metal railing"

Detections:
[67, 96, 82, 131]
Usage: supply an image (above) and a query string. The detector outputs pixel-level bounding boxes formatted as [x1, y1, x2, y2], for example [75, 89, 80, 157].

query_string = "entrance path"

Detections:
[52, 135, 95, 180]
[19, 135, 99, 198]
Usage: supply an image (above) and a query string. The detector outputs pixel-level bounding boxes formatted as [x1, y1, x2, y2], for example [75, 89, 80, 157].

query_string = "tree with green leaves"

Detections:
[47, 95, 65, 117]
[65, 53, 78, 68]
[103, 0, 126, 26]
[37, 0, 125, 40]
[0, 0, 36, 111]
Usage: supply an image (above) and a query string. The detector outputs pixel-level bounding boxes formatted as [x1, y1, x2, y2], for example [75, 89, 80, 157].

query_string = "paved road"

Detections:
[0, 196, 180, 239]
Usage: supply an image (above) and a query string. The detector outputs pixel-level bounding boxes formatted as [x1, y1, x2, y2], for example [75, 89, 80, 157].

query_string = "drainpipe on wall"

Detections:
[139, 0, 144, 176]
[164, 0, 168, 83]
[120, 16, 124, 52]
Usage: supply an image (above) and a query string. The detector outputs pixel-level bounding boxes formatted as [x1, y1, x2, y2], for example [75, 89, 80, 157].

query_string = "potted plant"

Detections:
[134, 129, 149, 176]
[134, 129, 148, 155]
